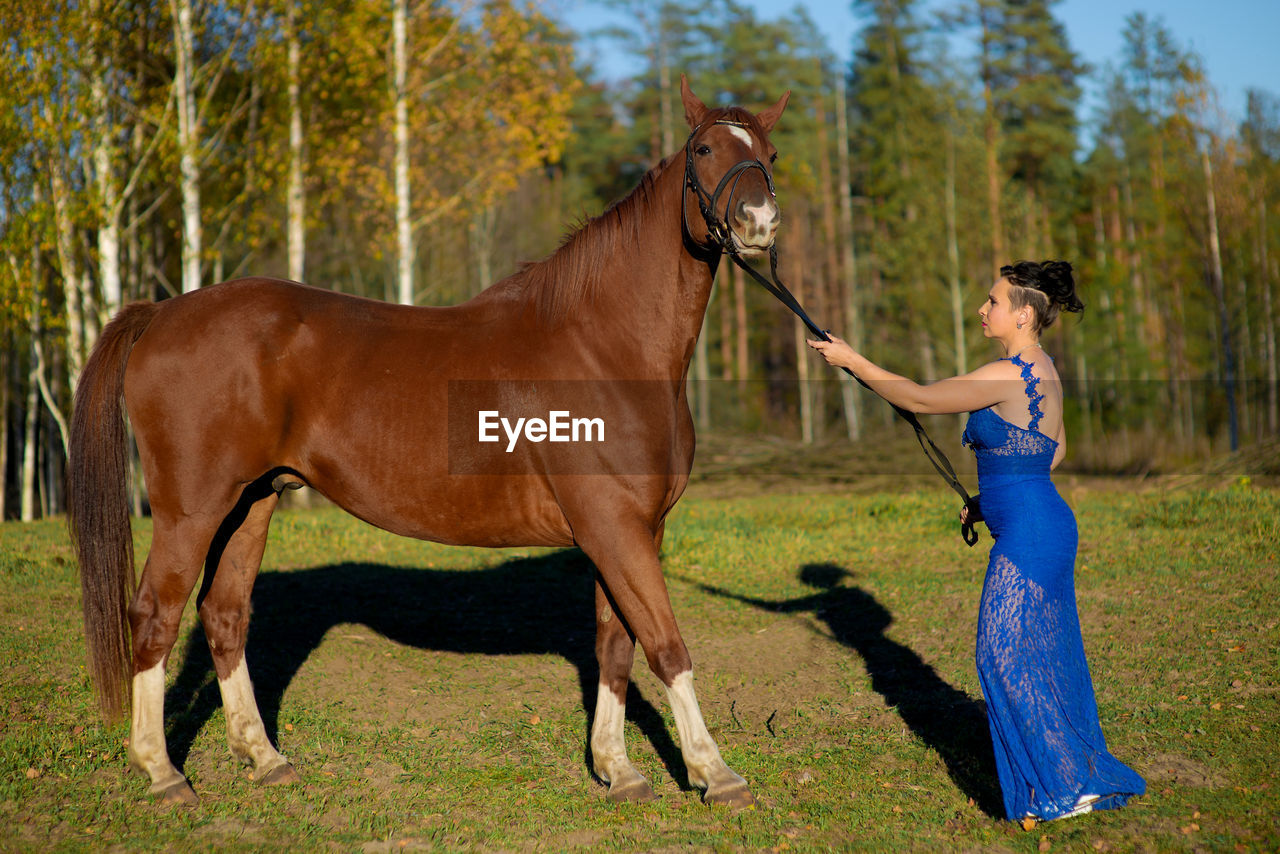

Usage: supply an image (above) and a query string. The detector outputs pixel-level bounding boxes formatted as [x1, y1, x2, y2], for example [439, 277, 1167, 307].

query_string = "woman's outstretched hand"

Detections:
[807, 335, 857, 371]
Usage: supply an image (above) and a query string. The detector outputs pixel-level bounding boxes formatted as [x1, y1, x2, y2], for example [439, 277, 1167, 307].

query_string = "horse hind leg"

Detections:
[589, 575, 655, 803]
[198, 480, 298, 787]
[128, 512, 227, 805]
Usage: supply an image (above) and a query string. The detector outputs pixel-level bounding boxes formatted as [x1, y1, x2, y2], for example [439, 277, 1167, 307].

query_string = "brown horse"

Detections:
[69, 78, 787, 808]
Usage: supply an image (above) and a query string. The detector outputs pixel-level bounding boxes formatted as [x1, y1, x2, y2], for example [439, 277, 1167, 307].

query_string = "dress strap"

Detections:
[1007, 353, 1044, 433]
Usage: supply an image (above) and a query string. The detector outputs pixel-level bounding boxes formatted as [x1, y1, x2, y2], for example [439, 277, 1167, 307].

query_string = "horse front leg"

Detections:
[579, 520, 754, 808]
[665, 671, 753, 808]
[590, 575, 655, 802]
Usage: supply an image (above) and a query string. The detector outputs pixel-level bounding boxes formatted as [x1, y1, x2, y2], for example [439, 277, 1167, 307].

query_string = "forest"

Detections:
[2, 0, 1277, 519]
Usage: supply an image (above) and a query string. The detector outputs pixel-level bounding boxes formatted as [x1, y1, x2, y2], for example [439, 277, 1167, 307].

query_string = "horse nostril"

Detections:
[735, 199, 779, 236]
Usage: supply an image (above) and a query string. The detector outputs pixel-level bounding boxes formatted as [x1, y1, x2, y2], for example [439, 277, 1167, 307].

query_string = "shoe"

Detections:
[1022, 794, 1101, 828]
[1054, 794, 1100, 821]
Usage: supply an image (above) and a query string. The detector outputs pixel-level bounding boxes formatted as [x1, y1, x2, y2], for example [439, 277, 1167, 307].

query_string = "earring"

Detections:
[1017, 322, 1023, 329]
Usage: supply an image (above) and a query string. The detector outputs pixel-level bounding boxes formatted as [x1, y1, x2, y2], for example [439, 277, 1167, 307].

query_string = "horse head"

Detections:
[680, 76, 790, 258]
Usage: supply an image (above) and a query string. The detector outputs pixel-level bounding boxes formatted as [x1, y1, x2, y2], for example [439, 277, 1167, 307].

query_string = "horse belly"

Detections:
[289, 379, 579, 548]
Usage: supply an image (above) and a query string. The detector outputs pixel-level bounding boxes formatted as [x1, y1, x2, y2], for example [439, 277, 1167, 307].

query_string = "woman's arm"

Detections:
[808, 336, 1017, 415]
[1051, 421, 1066, 469]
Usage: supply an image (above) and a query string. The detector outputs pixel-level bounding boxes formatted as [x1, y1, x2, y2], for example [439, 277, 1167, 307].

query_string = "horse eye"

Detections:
[696, 145, 711, 156]
[769, 152, 778, 164]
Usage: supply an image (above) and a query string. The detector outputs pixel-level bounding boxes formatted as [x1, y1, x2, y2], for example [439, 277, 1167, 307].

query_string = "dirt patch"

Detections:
[1142, 752, 1221, 788]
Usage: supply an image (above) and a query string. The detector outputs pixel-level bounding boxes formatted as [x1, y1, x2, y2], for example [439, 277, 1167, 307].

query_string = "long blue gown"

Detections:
[963, 353, 1145, 822]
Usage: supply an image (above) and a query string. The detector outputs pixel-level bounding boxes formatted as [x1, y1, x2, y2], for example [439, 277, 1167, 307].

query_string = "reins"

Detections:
[683, 122, 980, 546]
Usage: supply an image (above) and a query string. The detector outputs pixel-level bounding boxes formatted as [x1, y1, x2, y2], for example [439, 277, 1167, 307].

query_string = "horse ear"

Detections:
[756, 90, 791, 134]
[681, 74, 709, 129]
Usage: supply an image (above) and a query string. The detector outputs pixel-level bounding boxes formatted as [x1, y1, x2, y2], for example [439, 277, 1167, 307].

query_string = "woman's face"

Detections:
[978, 277, 1026, 340]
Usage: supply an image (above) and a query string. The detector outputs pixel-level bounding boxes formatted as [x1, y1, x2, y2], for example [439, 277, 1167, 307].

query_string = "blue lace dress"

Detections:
[963, 354, 1145, 822]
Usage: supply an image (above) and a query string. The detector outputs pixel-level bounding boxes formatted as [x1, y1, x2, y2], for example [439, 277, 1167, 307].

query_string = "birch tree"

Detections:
[171, 0, 202, 292]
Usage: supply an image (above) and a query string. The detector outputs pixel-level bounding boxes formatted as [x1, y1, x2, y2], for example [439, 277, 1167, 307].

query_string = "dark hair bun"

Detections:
[1000, 259, 1085, 314]
[1038, 260, 1084, 313]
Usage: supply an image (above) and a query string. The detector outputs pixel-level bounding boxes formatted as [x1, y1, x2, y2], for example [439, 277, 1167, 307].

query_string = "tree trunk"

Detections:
[946, 128, 966, 377]
[21, 353, 38, 522]
[287, 0, 306, 284]
[1202, 146, 1238, 451]
[394, 0, 414, 305]
[0, 345, 8, 520]
[791, 255, 813, 444]
[1259, 193, 1278, 434]
[982, 84, 1003, 273]
[91, 0, 122, 318]
[172, 0, 202, 293]
[834, 71, 862, 441]
[48, 155, 87, 389]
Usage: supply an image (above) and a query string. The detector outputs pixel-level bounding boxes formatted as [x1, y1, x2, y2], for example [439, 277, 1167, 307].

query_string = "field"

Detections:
[1, 458, 1278, 851]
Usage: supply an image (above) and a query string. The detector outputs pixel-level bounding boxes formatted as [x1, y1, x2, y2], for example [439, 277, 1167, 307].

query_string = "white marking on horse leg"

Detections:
[589, 682, 627, 778]
[128, 660, 187, 795]
[589, 683, 653, 801]
[666, 671, 753, 806]
[218, 656, 290, 778]
[590, 683, 651, 799]
[725, 125, 754, 147]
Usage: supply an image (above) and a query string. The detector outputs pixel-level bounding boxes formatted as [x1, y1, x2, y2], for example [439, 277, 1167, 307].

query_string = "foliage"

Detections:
[0, 1, 1277, 517]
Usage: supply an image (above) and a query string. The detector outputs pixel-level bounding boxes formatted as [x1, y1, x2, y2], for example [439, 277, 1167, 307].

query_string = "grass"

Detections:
[1, 476, 1277, 851]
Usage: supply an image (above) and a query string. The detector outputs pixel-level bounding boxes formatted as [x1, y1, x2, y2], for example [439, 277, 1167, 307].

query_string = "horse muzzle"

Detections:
[730, 197, 780, 255]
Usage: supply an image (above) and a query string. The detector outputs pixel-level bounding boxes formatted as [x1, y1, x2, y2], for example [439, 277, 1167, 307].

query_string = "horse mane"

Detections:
[516, 156, 670, 326]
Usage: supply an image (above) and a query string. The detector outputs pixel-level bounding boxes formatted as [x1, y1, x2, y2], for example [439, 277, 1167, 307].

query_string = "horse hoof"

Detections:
[704, 782, 755, 811]
[607, 776, 657, 803]
[156, 780, 199, 807]
[255, 762, 301, 787]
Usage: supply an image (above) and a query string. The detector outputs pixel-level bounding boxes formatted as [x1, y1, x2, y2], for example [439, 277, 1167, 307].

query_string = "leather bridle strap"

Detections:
[682, 121, 775, 253]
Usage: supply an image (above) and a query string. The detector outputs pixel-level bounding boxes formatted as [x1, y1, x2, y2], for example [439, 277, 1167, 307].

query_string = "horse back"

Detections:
[122, 278, 691, 546]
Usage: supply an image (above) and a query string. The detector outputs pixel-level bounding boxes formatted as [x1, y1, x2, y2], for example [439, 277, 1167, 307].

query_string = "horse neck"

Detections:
[571, 158, 719, 374]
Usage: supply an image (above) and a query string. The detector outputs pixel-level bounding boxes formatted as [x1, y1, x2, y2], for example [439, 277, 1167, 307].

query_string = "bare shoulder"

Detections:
[965, 358, 1023, 382]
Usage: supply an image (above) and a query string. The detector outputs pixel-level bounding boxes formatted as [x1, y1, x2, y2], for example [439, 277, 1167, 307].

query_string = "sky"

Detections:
[562, 0, 1279, 130]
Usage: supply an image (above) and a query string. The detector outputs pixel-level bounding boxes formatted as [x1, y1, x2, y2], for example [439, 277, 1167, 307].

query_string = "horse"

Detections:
[68, 77, 788, 809]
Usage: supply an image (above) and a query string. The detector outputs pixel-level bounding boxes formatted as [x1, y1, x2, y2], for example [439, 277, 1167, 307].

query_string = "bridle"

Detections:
[681, 118, 982, 547]
[682, 119, 775, 257]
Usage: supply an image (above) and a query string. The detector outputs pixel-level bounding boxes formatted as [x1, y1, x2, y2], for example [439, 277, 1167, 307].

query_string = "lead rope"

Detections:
[681, 124, 979, 545]
[728, 246, 980, 547]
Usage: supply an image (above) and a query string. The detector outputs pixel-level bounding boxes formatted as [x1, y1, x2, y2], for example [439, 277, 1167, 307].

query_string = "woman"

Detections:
[809, 260, 1145, 825]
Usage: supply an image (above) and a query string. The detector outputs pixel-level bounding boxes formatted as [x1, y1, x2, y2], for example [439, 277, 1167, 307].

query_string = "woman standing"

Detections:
[808, 260, 1145, 824]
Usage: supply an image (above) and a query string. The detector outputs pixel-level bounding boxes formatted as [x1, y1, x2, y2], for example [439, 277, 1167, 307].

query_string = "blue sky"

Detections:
[562, 0, 1278, 129]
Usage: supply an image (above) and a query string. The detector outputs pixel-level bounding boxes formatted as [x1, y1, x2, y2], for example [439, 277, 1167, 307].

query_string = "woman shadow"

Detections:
[696, 562, 1003, 816]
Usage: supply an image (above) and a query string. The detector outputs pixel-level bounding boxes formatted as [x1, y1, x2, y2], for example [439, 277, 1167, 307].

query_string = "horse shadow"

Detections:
[695, 562, 1003, 816]
[163, 548, 686, 788]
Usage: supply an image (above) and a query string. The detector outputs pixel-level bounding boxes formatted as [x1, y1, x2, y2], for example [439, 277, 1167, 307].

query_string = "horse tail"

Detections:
[68, 301, 160, 721]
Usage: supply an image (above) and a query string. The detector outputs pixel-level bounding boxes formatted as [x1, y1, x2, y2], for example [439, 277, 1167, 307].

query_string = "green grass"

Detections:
[1, 480, 1277, 851]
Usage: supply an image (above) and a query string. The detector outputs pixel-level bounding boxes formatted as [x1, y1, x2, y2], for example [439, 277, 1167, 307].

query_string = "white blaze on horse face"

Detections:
[666, 671, 747, 794]
[218, 656, 290, 776]
[725, 125, 754, 148]
[129, 660, 187, 794]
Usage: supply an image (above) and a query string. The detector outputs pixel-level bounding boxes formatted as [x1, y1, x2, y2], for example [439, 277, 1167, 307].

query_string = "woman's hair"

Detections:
[1000, 260, 1085, 333]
